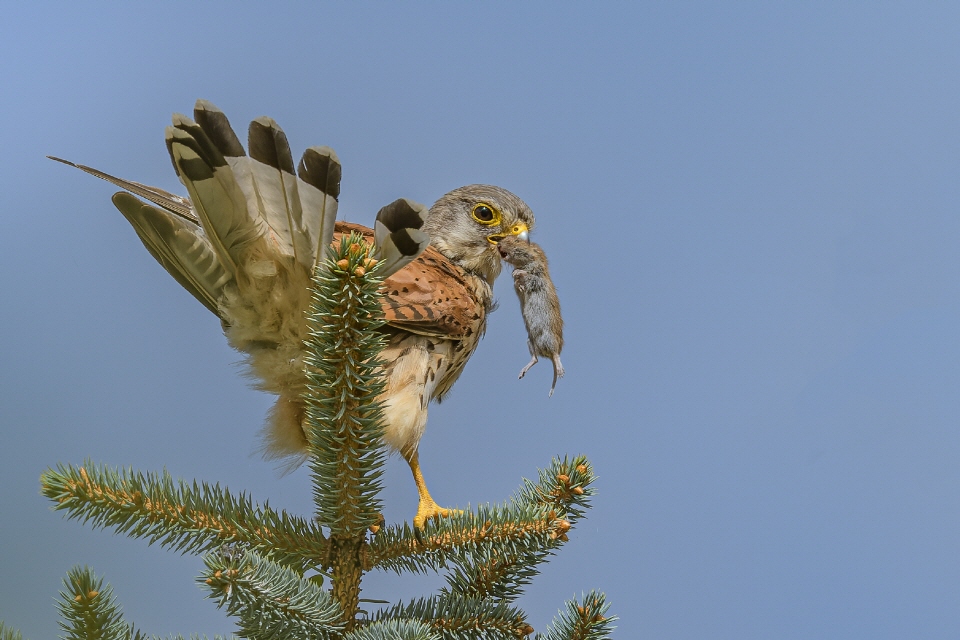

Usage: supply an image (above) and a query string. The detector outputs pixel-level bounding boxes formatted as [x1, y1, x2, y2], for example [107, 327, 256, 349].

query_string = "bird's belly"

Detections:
[379, 331, 462, 454]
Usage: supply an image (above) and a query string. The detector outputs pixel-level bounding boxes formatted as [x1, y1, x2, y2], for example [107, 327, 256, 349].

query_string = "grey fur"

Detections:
[497, 236, 564, 396]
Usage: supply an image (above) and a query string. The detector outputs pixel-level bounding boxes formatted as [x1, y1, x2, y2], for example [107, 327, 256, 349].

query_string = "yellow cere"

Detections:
[487, 221, 530, 245]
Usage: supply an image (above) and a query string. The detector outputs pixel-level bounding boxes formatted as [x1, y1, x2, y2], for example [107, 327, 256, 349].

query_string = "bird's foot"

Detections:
[404, 449, 462, 529]
[413, 498, 460, 529]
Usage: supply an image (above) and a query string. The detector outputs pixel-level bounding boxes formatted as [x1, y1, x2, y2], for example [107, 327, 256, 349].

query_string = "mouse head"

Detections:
[497, 235, 545, 268]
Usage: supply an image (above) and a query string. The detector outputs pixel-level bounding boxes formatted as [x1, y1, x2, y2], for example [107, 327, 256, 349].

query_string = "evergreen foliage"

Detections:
[199, 548, 343, 638]
[0, 622, 24, 640]
[56, 566, 128, 640]
[303, 235, 389, 538]
[39, 462, 327, 573]
[536, 593, 614, 640]
[10, 234, 615, 638]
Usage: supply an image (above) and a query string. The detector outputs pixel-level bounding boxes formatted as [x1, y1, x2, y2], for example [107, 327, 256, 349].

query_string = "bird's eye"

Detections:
[472, 203, 500, 226]
[474, 205, 493, 221]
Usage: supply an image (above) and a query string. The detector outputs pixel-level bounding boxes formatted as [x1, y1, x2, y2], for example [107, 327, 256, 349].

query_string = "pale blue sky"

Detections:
[3, 3, 960, 638]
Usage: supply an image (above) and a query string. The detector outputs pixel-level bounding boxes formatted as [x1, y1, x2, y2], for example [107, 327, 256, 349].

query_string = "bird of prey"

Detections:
[52, 100, 534, 528]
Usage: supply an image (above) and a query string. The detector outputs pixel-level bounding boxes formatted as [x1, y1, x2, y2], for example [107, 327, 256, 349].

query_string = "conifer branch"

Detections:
[373, 595, 532, 640]
[31, 211, 616, 636]
[439, 457, 596, 602]
[367, 456, 594, 578]
[200, 549, 343, 639]
[367, 506, 564, 574]
[40, 462, 328, 573]
[303, 233, 389, 538]
[329, 535, 366, 629]
[534, 592, 615, 640]
[344, 619, 438, 640]
[55, 566, 129, 640]
[0, 622, 24, 640]
[512, 457, 595, 522]
[440, 547, 547, 603]
[303, 234, 391, 626]
[130, 635, 233, 640]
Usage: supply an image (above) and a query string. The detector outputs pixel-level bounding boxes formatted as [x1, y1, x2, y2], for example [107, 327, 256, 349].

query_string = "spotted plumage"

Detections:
[52, 100, 534, 527]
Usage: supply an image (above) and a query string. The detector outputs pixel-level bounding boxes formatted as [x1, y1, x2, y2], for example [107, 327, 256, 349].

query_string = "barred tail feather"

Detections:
[297, 146, 340, 267]
[245, 117, 313, 268]
[166, 119, 264, 275]
[111, 192, 232, 315]
[193, 100, 339, 270]
[193, 99, 246, 158]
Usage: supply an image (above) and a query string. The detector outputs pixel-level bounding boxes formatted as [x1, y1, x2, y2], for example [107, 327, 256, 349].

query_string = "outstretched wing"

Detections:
[52, 100, 345, 315]
[51, 99, 471, 337]
[111, 191, 230, 315]
[164, 100, 346, 283]
[48, 157, 231, 313]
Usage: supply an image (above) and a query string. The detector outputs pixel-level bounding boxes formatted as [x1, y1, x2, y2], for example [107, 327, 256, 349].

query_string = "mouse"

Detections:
[497, 235, 565, 396]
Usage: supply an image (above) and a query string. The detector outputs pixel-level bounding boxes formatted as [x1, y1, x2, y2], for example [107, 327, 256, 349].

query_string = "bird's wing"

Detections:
[54, 100, 449, 335]
[296, 145, 340, 268]
[47, 156, 197, 223]
[166, 112, 266, 276]
[49, 103, 340, 264]
[335, 222, 482, 340]
[111, 192, 231, 314]
[49, 157, 233, 312]
[192, 101, 341, 272]
[372, 198, 431, 278]
[381, 249, 483, 339]
[52, 100, 344, 320]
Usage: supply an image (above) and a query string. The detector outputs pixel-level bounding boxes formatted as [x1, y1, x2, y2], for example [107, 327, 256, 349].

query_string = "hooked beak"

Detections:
[487, 222, 530, 245]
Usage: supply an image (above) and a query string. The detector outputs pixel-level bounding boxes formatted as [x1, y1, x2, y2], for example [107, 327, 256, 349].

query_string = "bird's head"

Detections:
[424, 184, 535, 283]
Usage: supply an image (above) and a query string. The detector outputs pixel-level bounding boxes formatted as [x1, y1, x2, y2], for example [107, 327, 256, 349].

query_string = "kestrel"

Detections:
[53, 100, 534, 528]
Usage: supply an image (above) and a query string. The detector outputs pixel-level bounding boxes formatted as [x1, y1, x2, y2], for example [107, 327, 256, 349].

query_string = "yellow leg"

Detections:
[403, 450, 454, 528]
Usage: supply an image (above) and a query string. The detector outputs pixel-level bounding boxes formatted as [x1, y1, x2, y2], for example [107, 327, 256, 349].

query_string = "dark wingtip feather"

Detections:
[373, 198, 430, 276]
[298, 146, 341, 200]
[194, 99, 245, 158]
[165, 126, 214, 182]
[248, 116, 295, 173]
[172, 113, 227, 169]
[163, 126, 182, 178]
[376, 198, 426, 233]
[390, 227, 426, 257]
